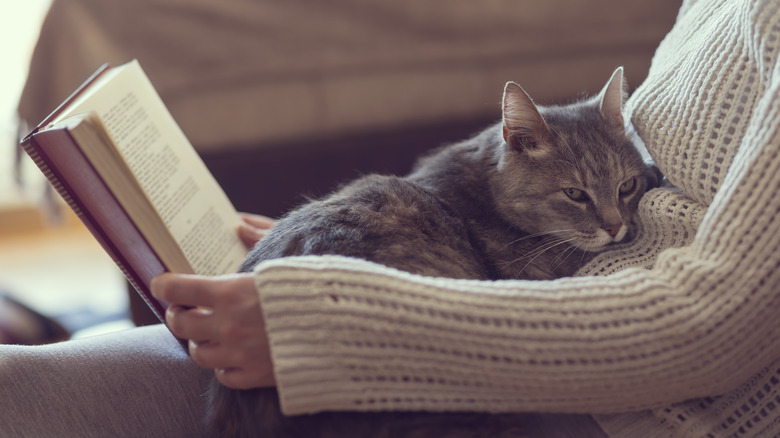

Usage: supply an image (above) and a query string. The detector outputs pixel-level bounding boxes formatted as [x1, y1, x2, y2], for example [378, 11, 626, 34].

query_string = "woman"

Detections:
[3, 0, 779, 436]
[154, 0, 780, 435]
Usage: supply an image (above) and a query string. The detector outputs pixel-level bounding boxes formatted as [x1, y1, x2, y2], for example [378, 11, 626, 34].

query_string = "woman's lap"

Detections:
[0, 324, 212, 438]
[0, 323, 608, 437]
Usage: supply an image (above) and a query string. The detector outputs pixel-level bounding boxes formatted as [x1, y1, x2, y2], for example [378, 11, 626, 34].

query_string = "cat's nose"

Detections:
[603, 224, 622, 237]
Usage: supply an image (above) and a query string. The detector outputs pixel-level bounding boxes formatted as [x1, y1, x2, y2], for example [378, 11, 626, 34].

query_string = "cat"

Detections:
[209, 67, 663, 437]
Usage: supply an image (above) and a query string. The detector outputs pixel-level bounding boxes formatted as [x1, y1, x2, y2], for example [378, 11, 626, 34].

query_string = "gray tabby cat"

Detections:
[210, 67, 662, 437]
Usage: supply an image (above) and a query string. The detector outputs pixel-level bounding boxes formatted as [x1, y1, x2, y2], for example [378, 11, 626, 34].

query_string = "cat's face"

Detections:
[492, 67, 657, 251]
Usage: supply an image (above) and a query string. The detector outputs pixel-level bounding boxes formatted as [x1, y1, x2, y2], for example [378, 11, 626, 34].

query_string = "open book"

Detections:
[21, 60, 248, 322]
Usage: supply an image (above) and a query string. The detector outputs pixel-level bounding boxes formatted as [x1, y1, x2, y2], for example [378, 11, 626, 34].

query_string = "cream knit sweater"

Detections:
[252, 0, 780, 436]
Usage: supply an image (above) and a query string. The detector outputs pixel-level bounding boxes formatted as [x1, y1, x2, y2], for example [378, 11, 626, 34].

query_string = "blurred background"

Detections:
[1, 0, 681, 342]
[1, 0, 130, 342]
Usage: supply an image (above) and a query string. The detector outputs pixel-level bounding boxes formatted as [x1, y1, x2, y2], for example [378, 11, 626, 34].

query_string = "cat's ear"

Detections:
[502, 81, 550, 152]
[597, 66, 628, 129]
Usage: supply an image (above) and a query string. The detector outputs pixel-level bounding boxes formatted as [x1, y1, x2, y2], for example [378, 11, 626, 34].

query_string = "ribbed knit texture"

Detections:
[253, 0, 780, 436]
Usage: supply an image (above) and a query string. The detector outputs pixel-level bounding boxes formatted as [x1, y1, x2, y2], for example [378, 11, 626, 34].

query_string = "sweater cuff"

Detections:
[253, 257, 399, 415]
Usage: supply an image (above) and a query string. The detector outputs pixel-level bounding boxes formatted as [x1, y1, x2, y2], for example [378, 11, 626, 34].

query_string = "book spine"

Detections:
[23, 142, 86, 217]
[22, 129, 169, 323]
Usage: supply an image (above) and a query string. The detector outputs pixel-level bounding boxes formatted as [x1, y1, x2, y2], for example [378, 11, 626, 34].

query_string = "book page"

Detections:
[57, 61, 246, 275]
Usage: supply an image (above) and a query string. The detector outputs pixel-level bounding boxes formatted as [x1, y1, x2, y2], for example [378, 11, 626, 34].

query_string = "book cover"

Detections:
[23, 116, 170, 322]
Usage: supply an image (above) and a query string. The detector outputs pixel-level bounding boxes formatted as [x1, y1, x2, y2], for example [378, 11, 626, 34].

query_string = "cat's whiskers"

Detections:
[516, 237, 579, 278]
[501, 235, 578, 277]
[499, 234, 569, 265]
[524, 236, 577, 261]
[498, 232, 550, 251]
[576, 246, 589, 271]
[502, 229, 578, 267]
[498, 229, 578, 251]
[550, 244, 580, 273]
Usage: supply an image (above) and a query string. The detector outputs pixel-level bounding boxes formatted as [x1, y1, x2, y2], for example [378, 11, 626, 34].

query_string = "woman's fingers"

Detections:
[150, 272, 275, 388]
[216, 367, 275, 390]
[238, 213, 275, 230]
[188, 339, 231, 369]
[189, 337, 273, 388]
[238, 223, 267, 248]
[213, 340, 276, 390]
[237, 213, 275, 248]
[151, 273, 218, 308]
[165, 305, 214, 341]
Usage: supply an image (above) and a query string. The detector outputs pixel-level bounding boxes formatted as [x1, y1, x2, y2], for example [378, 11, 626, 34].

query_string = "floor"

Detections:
[0, 0, 132, 337]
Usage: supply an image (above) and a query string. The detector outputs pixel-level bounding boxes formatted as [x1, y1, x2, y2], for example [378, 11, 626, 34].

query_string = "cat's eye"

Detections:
[619, 177, 637, 195]
[563, 188, 589, 202]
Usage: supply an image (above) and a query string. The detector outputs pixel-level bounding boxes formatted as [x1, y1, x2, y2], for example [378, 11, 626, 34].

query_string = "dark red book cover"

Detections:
[22, 123, 170, 323]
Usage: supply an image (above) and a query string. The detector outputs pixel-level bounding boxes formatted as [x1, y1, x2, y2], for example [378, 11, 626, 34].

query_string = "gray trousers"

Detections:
[0, 324, 212, 438]
[0, 324, 607, 438]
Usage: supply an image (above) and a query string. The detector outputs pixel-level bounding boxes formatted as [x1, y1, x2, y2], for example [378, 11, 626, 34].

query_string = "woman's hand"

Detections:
[150, 212, 276, 388]
[237, 213, 275, 249]
[151, 272, 276, 389]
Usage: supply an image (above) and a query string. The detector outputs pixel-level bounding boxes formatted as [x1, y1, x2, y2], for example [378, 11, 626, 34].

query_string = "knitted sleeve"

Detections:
[253, 0, 780, 416]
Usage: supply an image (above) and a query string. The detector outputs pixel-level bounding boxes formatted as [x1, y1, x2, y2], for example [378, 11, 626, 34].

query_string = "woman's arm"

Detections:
[255, 138, 778, 416]
[252, 21, 780, 414]
[153, 85, 780, 416]
[156, 0, 780, 416]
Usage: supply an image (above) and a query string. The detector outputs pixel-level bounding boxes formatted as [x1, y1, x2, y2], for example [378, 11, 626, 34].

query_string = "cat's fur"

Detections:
[209, 68, 662, 437]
